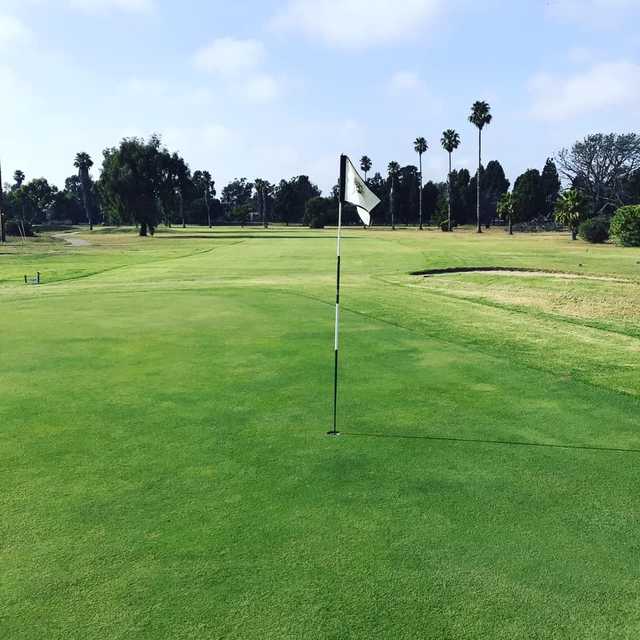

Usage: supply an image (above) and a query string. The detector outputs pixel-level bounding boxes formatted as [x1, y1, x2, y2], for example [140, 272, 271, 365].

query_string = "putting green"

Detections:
[2, 226, 640, 639]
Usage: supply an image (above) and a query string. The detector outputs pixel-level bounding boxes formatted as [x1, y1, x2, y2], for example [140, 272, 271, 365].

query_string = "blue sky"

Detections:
[1, 0, 639, 193]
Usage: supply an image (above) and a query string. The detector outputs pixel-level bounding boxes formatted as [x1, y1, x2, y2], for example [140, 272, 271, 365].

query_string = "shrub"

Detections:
[5, 220, 35, 236]
[304, 196, 336, 229]
[440, 220, 451, 232]
[579, 217, 610, 244]
[309, 215, 326, 229]
[610, 205, 640, 246]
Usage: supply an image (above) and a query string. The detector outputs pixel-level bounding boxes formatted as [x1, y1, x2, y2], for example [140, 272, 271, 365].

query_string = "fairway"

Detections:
[3, 227, 640, 639]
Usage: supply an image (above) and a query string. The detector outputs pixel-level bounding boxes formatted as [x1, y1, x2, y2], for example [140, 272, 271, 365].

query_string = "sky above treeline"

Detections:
[0, 0, 639, 193]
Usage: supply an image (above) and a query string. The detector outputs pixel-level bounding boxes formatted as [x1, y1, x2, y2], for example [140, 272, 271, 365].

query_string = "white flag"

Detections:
[342, 155, 380, 226]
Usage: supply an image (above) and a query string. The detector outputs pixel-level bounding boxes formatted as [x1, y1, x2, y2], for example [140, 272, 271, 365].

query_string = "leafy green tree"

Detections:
[422, 181, 440, 223]
[360, 156, 372, 181]
[414, 137, 428, 229]
[540, 158, 561, 218]
[441, 129, 461, 231]
[99, 135, 167, 236]
[387, 161, 400, 230]
[450, 168, 471, 224]
[555, 188, 586, 240]
[22, 178, 58, 223]
[50, 191, 82, 223]
[192, 170, 216, 228]
[483, 161, 510, 226]
[74, 152, 94, 230]
[468, 100, 492, 233]
[513, 169, 543, 222]
[254, 178, 274, 228]
[222, 178, 254, 220]
[304, 196, 337, 228]
[610, 205, 640, 246]
[273, 176, 320, 225]
[497, 192, 517, 235]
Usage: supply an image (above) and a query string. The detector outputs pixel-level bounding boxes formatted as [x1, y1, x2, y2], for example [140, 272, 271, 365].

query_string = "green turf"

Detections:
[2, 227, 640, 639]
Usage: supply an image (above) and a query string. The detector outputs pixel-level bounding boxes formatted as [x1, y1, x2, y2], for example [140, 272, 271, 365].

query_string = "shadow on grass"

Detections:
[154, 234, 364, 241]
[343, 431, 640, 454]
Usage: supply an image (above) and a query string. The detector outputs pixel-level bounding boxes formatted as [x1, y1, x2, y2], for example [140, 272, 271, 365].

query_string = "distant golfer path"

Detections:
[53, 232, 91, 247]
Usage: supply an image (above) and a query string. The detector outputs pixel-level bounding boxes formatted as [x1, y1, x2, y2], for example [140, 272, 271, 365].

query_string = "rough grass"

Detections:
[2, 226, 640, 639]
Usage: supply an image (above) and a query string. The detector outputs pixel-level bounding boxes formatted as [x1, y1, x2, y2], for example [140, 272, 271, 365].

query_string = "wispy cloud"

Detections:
[66, 0, 154, 13]
[0, 14, 30, 48]
[529, 60, 640, 121]
[271, 0, 444, 48]
[546, 0, 640, 27]
[194, 37, 266, 75]
[388, 70, 424, 93]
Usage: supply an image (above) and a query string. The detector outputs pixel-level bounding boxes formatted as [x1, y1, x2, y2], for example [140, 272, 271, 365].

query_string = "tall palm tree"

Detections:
[202, 171, 214, 228]
[388, 161, 400, 231]
[468, 101, 492, 233]
[360, 156, 372, 182]
[254, 178, 270, 228]
[74, 152, 94, 230]
[414, 137, 428, 230]
[440, 129, 461, 231]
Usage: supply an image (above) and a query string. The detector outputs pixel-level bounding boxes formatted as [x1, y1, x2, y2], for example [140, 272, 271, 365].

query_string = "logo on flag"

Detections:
[341, 155, 381, 226]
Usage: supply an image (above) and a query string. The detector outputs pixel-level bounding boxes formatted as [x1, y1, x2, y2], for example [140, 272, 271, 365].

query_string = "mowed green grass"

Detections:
[2, 227, 640, 639]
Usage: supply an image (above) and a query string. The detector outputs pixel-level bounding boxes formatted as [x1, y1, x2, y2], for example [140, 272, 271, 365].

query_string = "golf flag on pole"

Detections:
[342, 155, 381, 227]
[329, 155, 381, 436]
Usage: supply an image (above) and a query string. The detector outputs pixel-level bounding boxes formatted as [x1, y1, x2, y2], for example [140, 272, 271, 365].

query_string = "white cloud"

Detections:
[546, 0, 640, 27]
[193, 37, 266, 75]
[0, 14, 30, 48]
[529, 60, 640, 121]
[243, 74, 280, 104]
[567, 46, 595, 65]
[389, 70, 423, 92]
[66, 0, 154, 12]
[202, 124, 235, 149]
[271, 0, 444, 48]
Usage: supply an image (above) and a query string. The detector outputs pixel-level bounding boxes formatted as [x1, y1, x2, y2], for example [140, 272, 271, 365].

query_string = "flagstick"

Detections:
[328, 197, 343, 436]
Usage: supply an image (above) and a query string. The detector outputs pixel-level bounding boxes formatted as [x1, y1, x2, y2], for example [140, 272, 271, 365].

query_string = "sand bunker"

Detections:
[413, 267, 630, 283]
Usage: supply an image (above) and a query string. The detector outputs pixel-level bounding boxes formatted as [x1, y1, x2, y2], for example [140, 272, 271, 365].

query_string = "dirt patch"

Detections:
[412, 266, 631, 283]
[52, 232, 91, 247]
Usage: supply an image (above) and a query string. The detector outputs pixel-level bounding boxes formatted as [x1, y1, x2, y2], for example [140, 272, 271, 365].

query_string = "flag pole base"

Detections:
[326, 431, 341, 437]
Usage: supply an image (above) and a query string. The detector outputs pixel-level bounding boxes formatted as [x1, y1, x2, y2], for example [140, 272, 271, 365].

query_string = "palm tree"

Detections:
[388, 161, 400, 231]
[468, 101, 492, 233]
[360, 156, 372, 182]
[440, 129, 461, 232]
[554, 189, 585, 240]
[202, 171, 214, 228]
[414, 137, 428, 230]
[497, 192, 515, 235]
[74, 152, 94, 230]
[254, 178, 270, 229]
[13, 170, 25, 189]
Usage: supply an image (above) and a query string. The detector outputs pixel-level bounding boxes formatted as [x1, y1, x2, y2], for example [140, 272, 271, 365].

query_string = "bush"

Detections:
[304, 196, 336, 229]
[579, 217, 610, 244]
[610, 205, 640, 246]
[440, 220, 451, 232]
[309, 216, 326, 229]
[5, 220, 35, 236]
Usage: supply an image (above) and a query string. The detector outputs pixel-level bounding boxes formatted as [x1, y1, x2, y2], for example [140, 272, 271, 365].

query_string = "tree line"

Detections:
[1, 100, 639, 239]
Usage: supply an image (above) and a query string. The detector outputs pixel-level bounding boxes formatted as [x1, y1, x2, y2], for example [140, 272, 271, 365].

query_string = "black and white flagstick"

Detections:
[328, 155, 347, 436]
